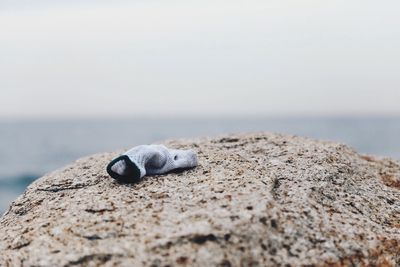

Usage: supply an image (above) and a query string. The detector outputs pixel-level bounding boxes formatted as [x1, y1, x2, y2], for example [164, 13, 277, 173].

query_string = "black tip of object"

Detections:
[106, 155, 141, 183]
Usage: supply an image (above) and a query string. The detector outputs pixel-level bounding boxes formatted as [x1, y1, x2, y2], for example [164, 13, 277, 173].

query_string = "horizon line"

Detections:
[1, 113, 400, 122]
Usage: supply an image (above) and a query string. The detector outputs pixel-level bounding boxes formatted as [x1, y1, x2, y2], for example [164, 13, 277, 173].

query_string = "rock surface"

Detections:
[0, 133, 399, 266]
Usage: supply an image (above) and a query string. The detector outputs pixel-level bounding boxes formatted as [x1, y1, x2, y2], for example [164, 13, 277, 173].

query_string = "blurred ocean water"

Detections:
[1, 117, 399, 214]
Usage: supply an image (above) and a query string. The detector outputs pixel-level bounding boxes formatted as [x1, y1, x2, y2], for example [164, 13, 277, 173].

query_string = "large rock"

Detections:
[0, 133, 399, 266]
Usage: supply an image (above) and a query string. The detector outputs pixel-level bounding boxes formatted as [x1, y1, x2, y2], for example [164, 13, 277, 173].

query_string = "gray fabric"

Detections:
[110, 145, 198, 179]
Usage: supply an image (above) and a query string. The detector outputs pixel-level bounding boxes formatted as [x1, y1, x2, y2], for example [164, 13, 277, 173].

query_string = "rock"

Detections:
[0, 133, 399, 266]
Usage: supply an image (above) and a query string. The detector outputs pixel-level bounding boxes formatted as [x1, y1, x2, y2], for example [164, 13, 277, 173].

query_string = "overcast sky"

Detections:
[0, 0, 399, 118]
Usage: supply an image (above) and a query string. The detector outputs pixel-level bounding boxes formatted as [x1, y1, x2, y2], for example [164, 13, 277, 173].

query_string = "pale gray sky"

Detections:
[1, 0, 399, 118]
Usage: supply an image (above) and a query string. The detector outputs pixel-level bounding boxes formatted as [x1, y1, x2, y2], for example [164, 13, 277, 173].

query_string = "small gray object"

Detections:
[107, 145, 198, 182]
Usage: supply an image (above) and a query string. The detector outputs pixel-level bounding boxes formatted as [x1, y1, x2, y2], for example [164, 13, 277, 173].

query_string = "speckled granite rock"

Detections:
[0, 133, 399, 267]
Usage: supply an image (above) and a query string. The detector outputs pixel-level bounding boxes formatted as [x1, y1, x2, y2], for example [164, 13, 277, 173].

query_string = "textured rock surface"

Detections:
[0, 133, 399, 266]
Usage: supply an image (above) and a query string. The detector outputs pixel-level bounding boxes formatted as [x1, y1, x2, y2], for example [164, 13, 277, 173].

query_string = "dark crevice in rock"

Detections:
[282, 244, 297, 258]
[84, 207, 115, 213]
[271, 177, 283, 200]
[347, 202, 364, 215]
[37, 184, 87, 193]
[309, 237, 326, 244]
[10, 237, 30, 250]
[36, 178, 102, 193]
[64, 253, 114, 266]
[190, 234, 217, 244]
[154, 233, 224, 251]
[270, 219, 278, 229]
[215, 137, 240, 143]
[83, 235, 102, 240]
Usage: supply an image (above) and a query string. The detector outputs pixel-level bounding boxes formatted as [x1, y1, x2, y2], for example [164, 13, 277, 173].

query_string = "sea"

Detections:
[1, 117, 399, 214]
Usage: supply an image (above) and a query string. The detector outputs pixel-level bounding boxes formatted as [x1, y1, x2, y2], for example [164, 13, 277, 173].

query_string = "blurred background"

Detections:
[1, 0, 399, 213]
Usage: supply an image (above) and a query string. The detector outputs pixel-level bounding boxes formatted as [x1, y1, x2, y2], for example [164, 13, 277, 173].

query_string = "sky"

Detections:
[0, 0, 399, 118]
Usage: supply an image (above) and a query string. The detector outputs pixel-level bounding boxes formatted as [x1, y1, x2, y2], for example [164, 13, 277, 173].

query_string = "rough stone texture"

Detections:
[0, 133, 399, 267]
